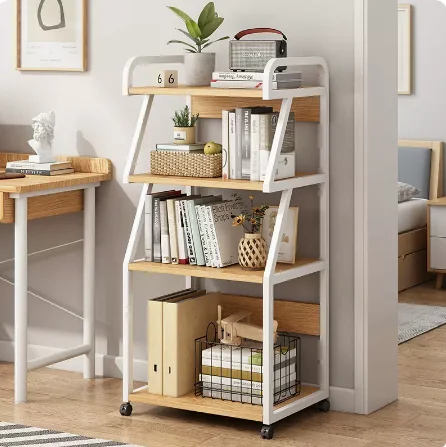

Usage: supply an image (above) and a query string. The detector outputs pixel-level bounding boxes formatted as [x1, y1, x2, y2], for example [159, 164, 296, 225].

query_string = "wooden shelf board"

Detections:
[128, 173, 320, 191]
[128, 259, 321, 284]
[129, 386, 319, 422]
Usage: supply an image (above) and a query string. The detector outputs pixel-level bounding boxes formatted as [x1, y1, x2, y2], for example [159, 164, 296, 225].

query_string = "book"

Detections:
[234, 109, 244, 179]
[251, 114, 261, 182]
[210, 80, 302, 90]
[222, 110, 230, 180]
[195, 205, 211, 267]
[160, 201, 171, 264]
[6, 168, 74, 176]
[181, 199, 197, 265]
[187, 196, 221, 267]
[175, 200, 188, 264]
[212, 71, 303, 82]
[260, 112, 296, 181]
[166, 197, 185, 264]
[6, 160, 72, 170]
[163, 292, 219, 397]
[156, 143, 206, 151]
[228, 111, 237, 179]
[200, 203, 216, 267]
[207, 200, 245, 267]
[148, 289, 201, 395]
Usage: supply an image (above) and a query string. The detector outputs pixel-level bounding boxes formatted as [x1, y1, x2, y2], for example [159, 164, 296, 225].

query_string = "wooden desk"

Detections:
[0, 154, 112, 403]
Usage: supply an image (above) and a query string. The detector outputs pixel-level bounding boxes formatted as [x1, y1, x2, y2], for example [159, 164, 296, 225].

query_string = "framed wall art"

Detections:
[262, 207, 299, 264]
[17, 0, 87, 71]
[398, 4, 412, 95]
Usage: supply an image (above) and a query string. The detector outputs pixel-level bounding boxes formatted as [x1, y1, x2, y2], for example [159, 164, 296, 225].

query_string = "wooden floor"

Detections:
[0, 281, 446, 446]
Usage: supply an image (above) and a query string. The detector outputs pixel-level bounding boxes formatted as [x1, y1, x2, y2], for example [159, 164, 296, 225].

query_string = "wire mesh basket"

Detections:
[195, 324, 301, 406]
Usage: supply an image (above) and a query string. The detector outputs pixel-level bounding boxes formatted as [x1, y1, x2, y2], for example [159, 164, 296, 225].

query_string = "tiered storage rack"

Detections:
[120, 55, 329, 439]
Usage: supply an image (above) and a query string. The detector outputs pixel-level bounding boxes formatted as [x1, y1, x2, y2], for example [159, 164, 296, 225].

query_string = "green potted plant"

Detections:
[172, 106, 199, 144]
[167, 2, 229, 86]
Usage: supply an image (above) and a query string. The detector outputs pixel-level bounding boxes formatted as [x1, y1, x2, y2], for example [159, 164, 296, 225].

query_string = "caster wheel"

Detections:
[120, 402, 133, 416]
[317, 399, 330, 413]
[260, 424, 275, 440]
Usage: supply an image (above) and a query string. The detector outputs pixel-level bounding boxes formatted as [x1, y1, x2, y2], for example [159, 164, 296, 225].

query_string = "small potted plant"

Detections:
[167, 2, 229, 86]
[172, 105, 199, 144]
[232, 195, 270, 271]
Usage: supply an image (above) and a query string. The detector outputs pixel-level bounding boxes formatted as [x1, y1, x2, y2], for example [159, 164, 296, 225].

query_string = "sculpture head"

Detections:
[31, 111, 55, 146]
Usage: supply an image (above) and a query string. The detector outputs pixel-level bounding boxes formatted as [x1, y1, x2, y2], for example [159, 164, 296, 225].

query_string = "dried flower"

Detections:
[232, 215, 246, 227]
[248, 195, 254, 201]
[250, 218, 257, 225]
[231, 193, 269, 234]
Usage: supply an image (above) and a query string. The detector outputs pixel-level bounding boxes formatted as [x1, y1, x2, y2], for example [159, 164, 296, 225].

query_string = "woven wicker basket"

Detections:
[150, 151, 222, 178]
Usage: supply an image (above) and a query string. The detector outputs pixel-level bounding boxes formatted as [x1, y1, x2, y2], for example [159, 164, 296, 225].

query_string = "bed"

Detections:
[398, 140, 443, 291]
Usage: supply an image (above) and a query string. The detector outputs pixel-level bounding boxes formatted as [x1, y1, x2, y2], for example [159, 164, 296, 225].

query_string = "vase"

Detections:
[173, 126, 196, 145]
[238, 233, 268, 271]
[184, 53, 216, 86]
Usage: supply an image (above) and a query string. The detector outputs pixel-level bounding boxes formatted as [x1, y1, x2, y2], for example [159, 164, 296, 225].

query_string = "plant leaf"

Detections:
[167, 6, 193, 23]
[185, 48, 197, 53]
[198, 2, 215, 30]
[167, 40, 198, 51]
[201, 36, 229, 50]
[186, 19, 202, 38]
[200, 17, 224, 39]
[177, 28, 200, 44]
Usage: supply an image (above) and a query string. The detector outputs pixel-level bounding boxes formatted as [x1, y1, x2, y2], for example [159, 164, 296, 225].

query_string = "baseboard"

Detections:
[329, 386, 356, 413]
[0, 340, 148, 383]
[0, 341, 357, 413]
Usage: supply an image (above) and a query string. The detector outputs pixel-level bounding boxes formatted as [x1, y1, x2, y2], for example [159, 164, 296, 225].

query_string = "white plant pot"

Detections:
[184, 53, 216, 86]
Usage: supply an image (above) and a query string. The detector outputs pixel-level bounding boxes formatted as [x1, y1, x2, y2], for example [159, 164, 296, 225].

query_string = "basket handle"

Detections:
[234, 28, 287, 41]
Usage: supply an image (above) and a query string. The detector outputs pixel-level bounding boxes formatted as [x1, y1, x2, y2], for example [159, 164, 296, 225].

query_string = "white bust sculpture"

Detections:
[28, 111, 57, 163]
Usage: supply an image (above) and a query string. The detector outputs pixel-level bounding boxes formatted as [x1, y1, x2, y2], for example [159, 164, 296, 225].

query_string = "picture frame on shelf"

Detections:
[17, 0, 88, 72]
[398, 4, 412, 95]
[262, 206, 299, 264]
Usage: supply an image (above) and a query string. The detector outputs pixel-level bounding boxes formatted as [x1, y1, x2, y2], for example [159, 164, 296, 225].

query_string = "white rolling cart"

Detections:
[120, 55, 329, 439]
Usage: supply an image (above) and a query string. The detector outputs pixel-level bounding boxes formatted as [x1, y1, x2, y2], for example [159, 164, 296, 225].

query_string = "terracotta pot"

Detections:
[173, 126, 196, 145]
[238, 233, 268, 271]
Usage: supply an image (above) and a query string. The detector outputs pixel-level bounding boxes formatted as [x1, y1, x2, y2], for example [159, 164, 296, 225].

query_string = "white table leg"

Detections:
[14, 196, 28, 403]
[83, 187, 96, 379]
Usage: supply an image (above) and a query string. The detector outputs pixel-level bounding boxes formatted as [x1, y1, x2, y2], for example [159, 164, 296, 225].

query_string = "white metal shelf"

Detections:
[121, 55, 330, 432]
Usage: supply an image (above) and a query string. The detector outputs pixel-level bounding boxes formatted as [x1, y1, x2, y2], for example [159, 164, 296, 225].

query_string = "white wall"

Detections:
[0, 0, 356, 400]
[398, 0, 446, 172]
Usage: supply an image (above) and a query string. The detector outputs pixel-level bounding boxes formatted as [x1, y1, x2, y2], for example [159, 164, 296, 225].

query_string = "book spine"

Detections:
[196, 205, 211, 267]
[210, 80, 263, 89]
[241, 109, 251, 180]
[144, 195, 153, 261]
[212, 71, 264, 81]
[202, 205, 215, 267]
[160, 201, 171, 264]
[234, 109, 243, 179]
[222, 110, 230, 180]
[5, 168, 52, 176]
[182, 201, 197, 265]
[152, 198, 162, 263]
[188, 201, 205, 266]
[167, 200, 179, 264]
[175, 200, 188, 264]
[200, 373, 297, 391]
[259, 113, 273, 181]
[6, 162, 71, 170]
[206, 206, 222, 268]
[250, 114, 261, 181]
[228, 112, 237, 180]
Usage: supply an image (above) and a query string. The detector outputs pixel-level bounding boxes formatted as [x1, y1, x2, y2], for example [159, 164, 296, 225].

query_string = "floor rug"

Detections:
[399, 302, 446, 344]
[0, 422, 142, 446]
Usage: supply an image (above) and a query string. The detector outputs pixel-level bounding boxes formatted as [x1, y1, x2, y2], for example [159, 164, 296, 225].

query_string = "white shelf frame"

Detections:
[121, 56, 330, 427]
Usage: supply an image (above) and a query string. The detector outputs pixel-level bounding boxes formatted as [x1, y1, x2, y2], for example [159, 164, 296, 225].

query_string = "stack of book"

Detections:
[211, 71, 303, 90]
[200, 343, 297, 405]
[156, 143, 205, 152]
[6, 160, 74, 176]
[222, 108, 295, 181]
[145, 192, 244, 267]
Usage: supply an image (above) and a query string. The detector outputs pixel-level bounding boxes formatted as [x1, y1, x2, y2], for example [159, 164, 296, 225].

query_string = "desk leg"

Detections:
[14, 196, 28, 403]
[83, 187, 96, 379]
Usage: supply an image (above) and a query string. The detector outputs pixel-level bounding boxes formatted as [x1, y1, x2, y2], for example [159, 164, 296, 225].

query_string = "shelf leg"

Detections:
[123, 184, 150, 401]
[14, 196, 28, 403]
[83, 187, 96, 379]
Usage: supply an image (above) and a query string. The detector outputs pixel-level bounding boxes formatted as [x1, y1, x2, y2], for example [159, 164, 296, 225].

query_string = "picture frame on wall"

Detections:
[398, 4, 412, 95]
[262, 207, 299, 264]
[17, 0, 87, 72]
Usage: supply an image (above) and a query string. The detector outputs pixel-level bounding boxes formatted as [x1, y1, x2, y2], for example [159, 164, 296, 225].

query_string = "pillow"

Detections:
[398, 182, 421, 203]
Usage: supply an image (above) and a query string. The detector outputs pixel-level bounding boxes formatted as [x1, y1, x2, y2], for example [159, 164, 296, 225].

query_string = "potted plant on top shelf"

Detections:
[167, 2, 229, 86]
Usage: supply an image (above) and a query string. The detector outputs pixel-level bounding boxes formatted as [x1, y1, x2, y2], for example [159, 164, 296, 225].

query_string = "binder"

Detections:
[147, 289, 204, 394]
[163, 293, 219, 397]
